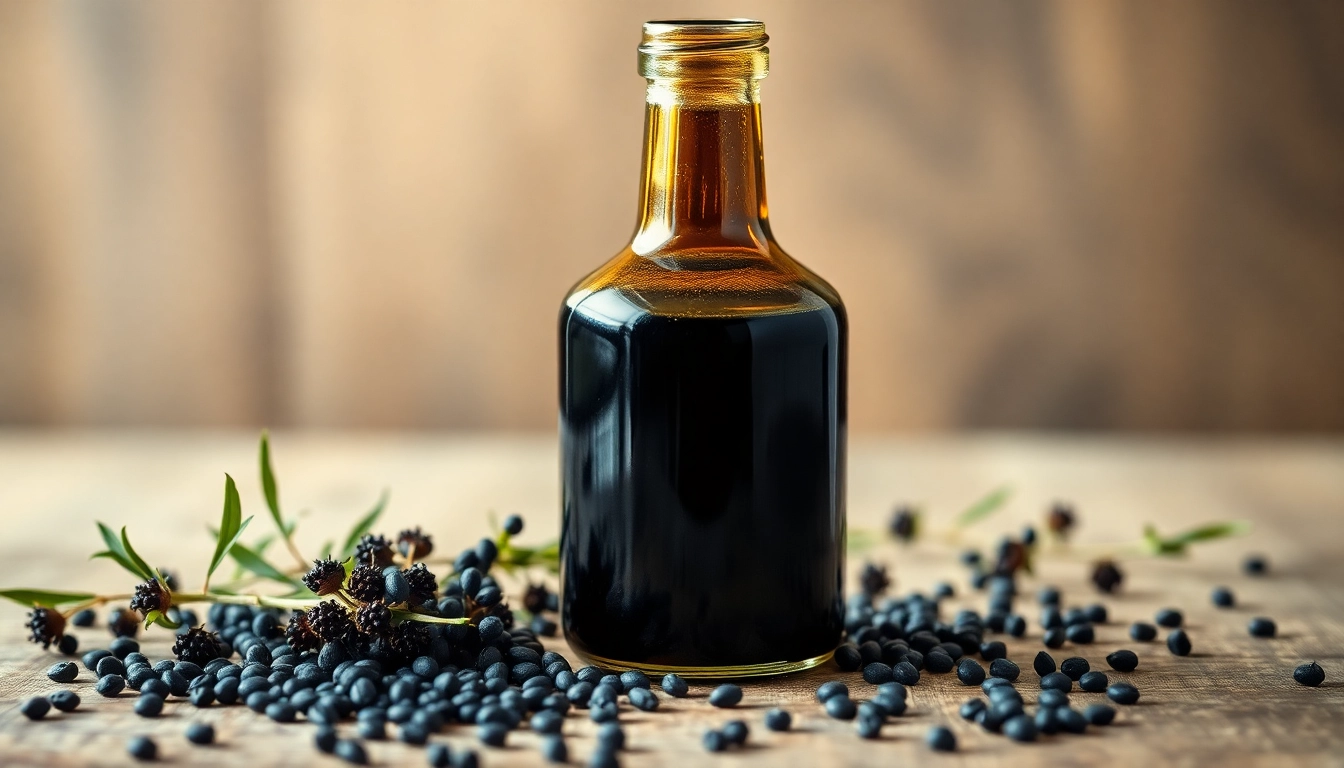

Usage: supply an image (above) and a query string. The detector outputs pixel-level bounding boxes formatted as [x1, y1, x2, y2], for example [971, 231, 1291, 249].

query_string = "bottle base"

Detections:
[571, 648, 836, 680]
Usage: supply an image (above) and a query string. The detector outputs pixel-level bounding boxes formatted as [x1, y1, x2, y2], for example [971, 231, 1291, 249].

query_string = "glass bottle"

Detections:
[558, 19, 846, 677]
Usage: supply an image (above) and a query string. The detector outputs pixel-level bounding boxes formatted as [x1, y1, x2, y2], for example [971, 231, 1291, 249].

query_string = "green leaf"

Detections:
[94, 522, 153, 580]
[956, 486, 1013, 528]
[207, 474, 251, 583]
[0, 588, 97, 608]
[340, 490, 389, 557]
[143, 609, 181, 630]
[1143, 521, 1250, 556]
[260, 431, 286, 535]
[227, 540, 299, 586]
[846, 528, 879, 554]
[390, 608, 469, 625]
[118, 527, 158, 582]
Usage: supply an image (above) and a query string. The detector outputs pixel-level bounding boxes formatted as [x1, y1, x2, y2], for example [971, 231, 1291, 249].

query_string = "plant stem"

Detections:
[171, 592, 321, 611]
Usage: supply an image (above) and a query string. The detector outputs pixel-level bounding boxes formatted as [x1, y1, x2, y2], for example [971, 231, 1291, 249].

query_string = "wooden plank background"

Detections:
[1, 1, 1342, 431]
[0, 433, 1341, 766]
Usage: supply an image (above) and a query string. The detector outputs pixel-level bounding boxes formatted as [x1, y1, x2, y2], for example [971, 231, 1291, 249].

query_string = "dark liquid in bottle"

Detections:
[560, 291, 846, 668]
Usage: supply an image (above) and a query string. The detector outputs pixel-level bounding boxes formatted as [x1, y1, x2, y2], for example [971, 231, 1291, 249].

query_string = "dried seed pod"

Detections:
[129, 579, 172, 617]
[306, 600, 355, 643]
[353, 534, 394, 568]
[402, 563, 438, 605]
[889, 506, 918, 542]
[1091, 559, 1124, 593]
[397, 527, 434, 559]
[354, 601, 392, 637]
[346, 565, 385, 604]
[1047, 502, 1076, 538]
[171, 627, 224, 665]
[285, 611, 321, 652]
[302, 558, 346, 597]
[25, 607, 66, 649]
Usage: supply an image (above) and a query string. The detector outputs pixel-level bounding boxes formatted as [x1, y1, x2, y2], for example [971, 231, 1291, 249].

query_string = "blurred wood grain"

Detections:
[1, 0, 1342, 430]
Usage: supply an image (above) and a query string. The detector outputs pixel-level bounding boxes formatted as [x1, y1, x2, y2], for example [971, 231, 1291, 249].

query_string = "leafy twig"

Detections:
[260, 431, 308, 570]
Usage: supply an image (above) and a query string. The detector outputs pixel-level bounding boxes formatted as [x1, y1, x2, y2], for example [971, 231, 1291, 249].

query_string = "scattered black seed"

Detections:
[1248, 617, 1277, 638]
[708, 684, 742, 708]
[764, 708, 792, 731]
[989, 658, 1020, 681]
[825, 696, 857, 720]
[127, 735, 158, 761]
[1004, 614, 1027, 637]
[926, 725, 957, 752]
[721, 719, 749, 746]
[863, 662, 894, 684]
[1130, 622, 1158, 642]
[1035, 706, 1060, 734]
[1004, 714, 1038, 742]
[334, 739, 369, 765]
[1167, 629, 1193, 657]
[980, 641, 1007, 661]
[956, 659, 986, 686]
[1106, 649, 1139, 672]
[1294, 662, 1325, 687]
[540, 734, 567, 763]
[1059, 707, 1089, 734]
[58, 634, 79, 655]
[96, 655, 126, 677]
[1040, 672, 1073, 692]
[1038, 689, 1069, 709]
[1107, 681, 1140, 705]
[478, 723, 508, 747]
[72, 608, 96, 627]
[703, 729, 727, 752]
[48, 690, 80, 712]
[1084, 703, 1117, 725]
[1033, 651, 1056, 677]
[834, 644, 862, 671]
[960, 698, 987, 720]
[1211, 586, 1235, 608]
[185, 722, 215, 745]
[134, 693, 165, 717]
[628, 687, 658, 711]
[982, 677, 1012, 694]
[924, 651, 955, 674]
[1155, 609, 1183, 628]
[97, 674, 126, 697]
[1243, 554, 1268, 576]
[892, 661, 920, 686]
[1043, 628, 1066, 649]
[1079, 671, 1109, 692]
[47, 661, 79, 683]
[1060, 657, 1090, 680]
[1066, 623, 1095, 644]
[20, 696, 51, 720]
[816, 680, 848, 703]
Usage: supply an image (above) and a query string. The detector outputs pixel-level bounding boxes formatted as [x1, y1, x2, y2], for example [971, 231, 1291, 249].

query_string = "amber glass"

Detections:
[559, 20, 846, 677]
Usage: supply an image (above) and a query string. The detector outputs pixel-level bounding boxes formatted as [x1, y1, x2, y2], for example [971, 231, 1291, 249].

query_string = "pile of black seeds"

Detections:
[12, 516, 1333, 764]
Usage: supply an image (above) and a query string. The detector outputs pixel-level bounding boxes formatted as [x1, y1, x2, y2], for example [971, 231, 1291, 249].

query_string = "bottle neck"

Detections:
[631, 87, 771, 255]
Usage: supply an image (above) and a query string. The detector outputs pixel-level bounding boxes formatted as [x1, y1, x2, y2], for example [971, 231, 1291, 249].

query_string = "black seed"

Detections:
[990, 658, 1020, 681]
[334, 739, 369, 765]
[1084, 604, 1108, 624]
[72, 608, 96, 627]
[1004, 614, 1027, 637]
[1035, 707, 1060, 735]
[924, 651, 955, 674]
[1107, 681, 1140, 705]
[127, 736, 157, 761]
[47, 661, 79, 683]
[357, 719, 385, 740]
[1155, 608, 1182, 628]
[1033, 651, 1056, 677]
[185, 722, 215, 745]
[703, 729, 728, 753]
[709, 684, 742, 708]
[824, 696, 857, 720]
[96, 655, 126, 677]
[58, 635, 79, 655]
[1038, 688, 1068, 708]
[1060, 657, 1090, 680]
[960, 698, 987, 720]
[97, 674, 126, 697]
[1004, 714, 1038, 742]
[1248, 617, 1277, 638]
[977, 707, 1006, 733]
[1040, 672, 1072, 692]
[1167, 629, 1192, 657]
[1243, 554, 1268, 575]
[863, 662, 893, 684]
[982, 677, 1012, 694]
[1293, 662, 1325, 687]
[618, 669, 650, 691]
[661, 673, 688, 697]
[956, 659, 986, 686]
[134, 693, 165, 717]
[1043, 628, 1066, 648]
[834, 643, 862, 671]
[1106, 649, 1139, 672]
[1130, 622, 1158, 642]
[1211, 587, 1235, 608]
[857, 712, 883, 739]
[926, 725, 957, 752]
[892, 661, 920, 686]
[1066, 623, 1095, 644]
[478, 723, 508, 747]
[1079, 671, 1109, 692]
[48, 691, 80, 712]
[764, 708, 792, 731]
[1084, 703, 1117, 725]
[1059, 707, 1089, 734]
[722, 720, 749, 746]
[540, 734, 567, 764]
[20, 696, 51, 720]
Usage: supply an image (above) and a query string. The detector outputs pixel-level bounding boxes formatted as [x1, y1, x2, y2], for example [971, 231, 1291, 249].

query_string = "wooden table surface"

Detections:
[0, 432, 1341, 767]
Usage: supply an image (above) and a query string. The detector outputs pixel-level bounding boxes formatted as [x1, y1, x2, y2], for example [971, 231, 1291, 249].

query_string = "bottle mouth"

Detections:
[638, 19, 769, 82]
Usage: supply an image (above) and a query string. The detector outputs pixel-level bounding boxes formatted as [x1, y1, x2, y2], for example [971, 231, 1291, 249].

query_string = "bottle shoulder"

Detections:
[562, 241, 844, 323]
